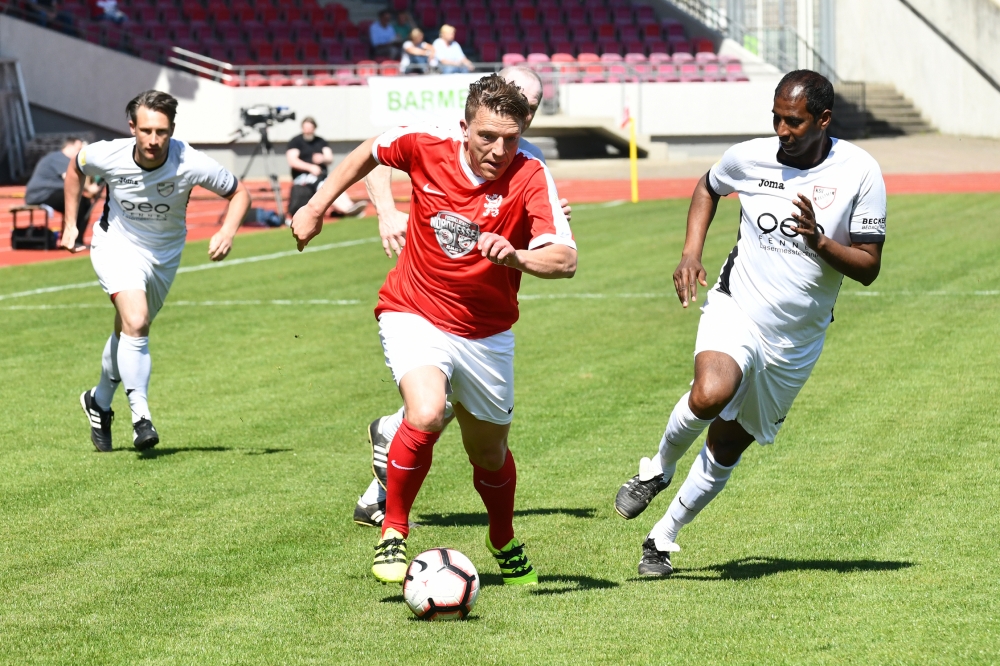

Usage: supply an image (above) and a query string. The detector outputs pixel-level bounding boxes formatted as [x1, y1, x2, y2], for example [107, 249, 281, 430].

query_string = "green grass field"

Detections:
[1, 194, 998, 664]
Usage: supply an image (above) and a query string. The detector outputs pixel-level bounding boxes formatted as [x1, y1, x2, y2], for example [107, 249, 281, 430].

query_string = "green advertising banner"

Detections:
[368, 74, 487, 127]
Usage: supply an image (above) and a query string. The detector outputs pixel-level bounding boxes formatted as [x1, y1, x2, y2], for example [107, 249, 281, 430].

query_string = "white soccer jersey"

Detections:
[78, 138, 238, 255]
[707, 137, 886, 347]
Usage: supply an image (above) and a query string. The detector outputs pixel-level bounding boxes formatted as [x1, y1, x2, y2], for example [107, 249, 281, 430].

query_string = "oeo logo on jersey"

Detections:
[430, 211, 480, 258]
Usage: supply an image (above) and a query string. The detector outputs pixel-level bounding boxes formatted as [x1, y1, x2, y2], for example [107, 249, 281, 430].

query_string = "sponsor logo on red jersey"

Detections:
[430, 211, 481, 258]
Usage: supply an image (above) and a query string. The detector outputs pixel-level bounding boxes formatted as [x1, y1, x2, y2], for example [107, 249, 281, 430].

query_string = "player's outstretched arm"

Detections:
[364, 164, 408, 258]
[291, 137, 378, 252]
[790, 193, 882, 285]
[208, 181, 251, 261]
[478, 233, 577, 279]
[673, 173, 721, 308]
[60, 159, 85, 251]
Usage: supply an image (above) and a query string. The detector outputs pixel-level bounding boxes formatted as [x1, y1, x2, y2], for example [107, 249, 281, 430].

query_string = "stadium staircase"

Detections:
[831, 83, 935, 140]
[0, 59, 34, 183]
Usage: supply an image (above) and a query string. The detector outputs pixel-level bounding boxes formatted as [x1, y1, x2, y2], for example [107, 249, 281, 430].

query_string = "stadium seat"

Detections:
[678, 63, 702, 82]
[596, 23, 615, 40]
[695, 38, 714, 54]
[336, 68, 364, 85]
[576, 41, 598, 55]
[522, 25, 544, 42]
[701, 63, 722, 81]
[313, 73, 338, 86]
[618, 25, 638, 42]
[478, 41, 500, 61]
[695, 51, 718, 63]
[672, 43, 693, 57]
[538, 6, 562, 24]
[648, 52, 671, 64]
[526, 41, 548, 55]
[599, 41, 623, 56]
[269, 74, 292, 87]
[527, 53, 551, 64]
[636, 6, 656, 23]
[517, 7, 537, 23]
[246, 73, 269, 87]
[380, 61, 401, 76]
[503, 53, 527, 66]
[646, 40, 668, 55]
[552, 40, 575, 56]
[655, 63, 679, 82]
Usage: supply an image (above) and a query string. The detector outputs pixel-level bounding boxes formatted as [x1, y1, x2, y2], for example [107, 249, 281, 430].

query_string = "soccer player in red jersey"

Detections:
[291, 74, 577, 584]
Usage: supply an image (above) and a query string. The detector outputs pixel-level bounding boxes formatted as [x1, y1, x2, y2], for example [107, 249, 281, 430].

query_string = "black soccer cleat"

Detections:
[133, 418, 159, 450]
[615, 464, 671, 520]
[637, 538, 676, 577]
[353, 498, 385, 527]
[368, 417, 391, 489]
[80, 389, 114, 452]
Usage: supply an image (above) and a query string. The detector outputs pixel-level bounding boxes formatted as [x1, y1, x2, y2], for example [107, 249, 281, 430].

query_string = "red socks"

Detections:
[473, 450, 517, 549]
[382, 419, 440, 538]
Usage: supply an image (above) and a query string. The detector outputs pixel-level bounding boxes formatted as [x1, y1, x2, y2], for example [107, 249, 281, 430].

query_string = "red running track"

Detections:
[2, 172, 998, 268]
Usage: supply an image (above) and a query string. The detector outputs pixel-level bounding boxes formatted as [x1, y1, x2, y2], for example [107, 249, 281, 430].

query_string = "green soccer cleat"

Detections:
[486, 535, 538, 585]
[372, 528, 407, 584]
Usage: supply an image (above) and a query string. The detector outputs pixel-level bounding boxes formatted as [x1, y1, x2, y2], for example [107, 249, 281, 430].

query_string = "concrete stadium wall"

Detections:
[835, 0, 1000, 138]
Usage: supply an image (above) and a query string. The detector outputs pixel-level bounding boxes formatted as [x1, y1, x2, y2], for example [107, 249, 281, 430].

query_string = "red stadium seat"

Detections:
[648, 52, 671, 64]
[701, 63, 723, 81]
[548, 25, 569, 42]
[695, 38, 715, 54]
[636, 6, 656, 23]
[246, 73, 270, 87]
[503, 53, 527, 66]
[596, 23, 615, 39]
[478, 41, 500, 61]
[613, 12, 634, 27]
[498, 25, 519, 42]
[380, 61, 401, 76]
[619, 25, 638, 42]
[356, 60, 379, 77]
[313, 73, 339, 86]
[552, 40, 575, 55]
[576, 41, 598, 56]
[336, 68, 364, 85]
[502, 41, 526, 56]
[517, 7, 537, 23]
[566, 8, 587, 26]
[538, 6, 562, 24]
[599, 42, 622, 56]
[275, 42, 298, 62]
[572, 26, 594, 42]
[302, 42, 322, 62]
[624, 40, 645, 56]
[522, 25, 544, 42]
[695, 51, 718, 63]
[589, 9, 609, 24]
[646, 40, 668, 55]
[269, 74, 293, 86]
[671, 41, 692, 55]
[525, 41, 548, 55]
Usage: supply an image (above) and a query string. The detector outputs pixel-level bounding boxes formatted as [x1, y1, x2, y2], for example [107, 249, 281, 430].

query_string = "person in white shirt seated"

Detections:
[369, 10, 400, 59]
[401, 28, 436, 74]
[433, 24, 474, 73]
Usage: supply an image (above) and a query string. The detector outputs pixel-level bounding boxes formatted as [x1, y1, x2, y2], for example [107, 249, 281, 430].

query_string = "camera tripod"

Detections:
[229, 124, 285, 219]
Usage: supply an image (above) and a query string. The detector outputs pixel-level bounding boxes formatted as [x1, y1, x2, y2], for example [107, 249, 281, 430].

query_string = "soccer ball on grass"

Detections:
[402, 548, 480, 620]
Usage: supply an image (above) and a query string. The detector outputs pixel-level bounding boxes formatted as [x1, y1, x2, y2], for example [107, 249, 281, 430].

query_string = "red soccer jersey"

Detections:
[372, 124, 575, 339]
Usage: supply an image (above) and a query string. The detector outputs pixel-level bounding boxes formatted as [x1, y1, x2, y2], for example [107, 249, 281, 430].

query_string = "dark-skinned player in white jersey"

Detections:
[614, 70, 887, 576]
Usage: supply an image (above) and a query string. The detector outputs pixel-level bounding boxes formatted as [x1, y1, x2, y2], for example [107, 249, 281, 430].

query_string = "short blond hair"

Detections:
[439, 24, 455, 37]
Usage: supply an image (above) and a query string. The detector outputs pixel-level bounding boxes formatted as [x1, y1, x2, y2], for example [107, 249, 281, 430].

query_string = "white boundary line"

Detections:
[2, 299, 361, 311]
[0, 237, 379, 302]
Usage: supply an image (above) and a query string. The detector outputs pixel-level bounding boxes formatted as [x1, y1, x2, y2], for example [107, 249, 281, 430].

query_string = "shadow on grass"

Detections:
[136, 446, 293, 459]
[630, 557, 915, 582]
[415, 507, 597, 527]
[479, 572, 619, 595]
[380, 594, 404, 603]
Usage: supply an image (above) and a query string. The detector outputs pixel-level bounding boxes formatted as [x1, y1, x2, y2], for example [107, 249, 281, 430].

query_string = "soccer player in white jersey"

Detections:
[65, 90, 251, 452]
[613, 70, 887, 576]
[351, 66, 573, 527]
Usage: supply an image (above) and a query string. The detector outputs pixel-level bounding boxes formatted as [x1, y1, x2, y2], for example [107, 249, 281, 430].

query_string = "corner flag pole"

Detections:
[628, 117, 639, 203]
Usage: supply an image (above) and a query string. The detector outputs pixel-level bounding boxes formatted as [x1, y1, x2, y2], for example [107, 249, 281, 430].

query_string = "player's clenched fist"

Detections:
[291, 203, 324, 251]
[478, 232, 518, 267]
[673, 255, 707, 308]
[208, 231, 234, 261]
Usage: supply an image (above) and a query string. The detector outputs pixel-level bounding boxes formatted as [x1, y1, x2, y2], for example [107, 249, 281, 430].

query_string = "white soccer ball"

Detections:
[402, 548, 480, 621]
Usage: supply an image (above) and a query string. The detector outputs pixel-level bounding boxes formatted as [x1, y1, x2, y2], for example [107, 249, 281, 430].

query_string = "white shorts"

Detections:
[694, 291, 825, 445]
[378, 312, 515, 425]
[90, 226, 181, 321]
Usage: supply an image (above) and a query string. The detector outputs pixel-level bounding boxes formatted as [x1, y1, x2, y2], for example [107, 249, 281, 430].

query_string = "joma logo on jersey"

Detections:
[483, 194, 503, 217]
[430, 211, 480, 258]
[117, 177, 139, 185]
[759, 179, 784, 190]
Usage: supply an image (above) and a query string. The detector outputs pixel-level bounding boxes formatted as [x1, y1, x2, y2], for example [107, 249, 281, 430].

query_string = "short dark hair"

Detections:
[126, 90, 178, 126]
[302, 116, 317, 128]
[63, 136, 84, 147]
[464, 74, 530, 126]
[775, 70, 835, 119]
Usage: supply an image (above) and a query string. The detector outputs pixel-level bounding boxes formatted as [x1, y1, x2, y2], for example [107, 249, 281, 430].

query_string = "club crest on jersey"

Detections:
[483, 194, 503, 217]
[813, 186, 836, 209]
[430, 211, 480, 258]
[156, 181, 175, 197]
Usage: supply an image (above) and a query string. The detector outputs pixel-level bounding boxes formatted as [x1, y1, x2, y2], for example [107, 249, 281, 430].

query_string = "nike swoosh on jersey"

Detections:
[391, 459, 422, 471]
[422, 183, 446, 196]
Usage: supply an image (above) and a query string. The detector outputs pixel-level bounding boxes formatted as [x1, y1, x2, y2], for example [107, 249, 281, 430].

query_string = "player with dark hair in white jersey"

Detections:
[351, 66, 573, 527]
[613, 70, 887, 576]
[66, 90, 251, 452]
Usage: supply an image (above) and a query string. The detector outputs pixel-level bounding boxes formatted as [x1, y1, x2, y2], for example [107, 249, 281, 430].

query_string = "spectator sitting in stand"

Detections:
[91, 0, 127, 23]
[25, 136, 102, 252]
[433, 25, 474, 73]
[401, 28, 436, 74]
[25, 0, 76, 33]
[285, 117, 367, 220]
[369, 10, 401, 60]
[393, 11, 417, 42]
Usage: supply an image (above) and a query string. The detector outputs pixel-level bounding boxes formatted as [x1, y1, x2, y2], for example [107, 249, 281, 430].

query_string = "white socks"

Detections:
[94, 332, 120, 411]
[360, 478, 384, 504]
[365, 401, 453, 506]
[118, 334, 151, 424]
[649, 443, 740, 548]
[379, 402, 454, 442]
[655, 391, 714, 482]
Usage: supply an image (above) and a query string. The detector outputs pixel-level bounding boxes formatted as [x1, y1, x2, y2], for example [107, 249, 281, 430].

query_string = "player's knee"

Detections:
[468, 442, 508, 471]
[120, 313, 150, 337]
[689, 380, 733, 420]
[405, 404, 447, 432]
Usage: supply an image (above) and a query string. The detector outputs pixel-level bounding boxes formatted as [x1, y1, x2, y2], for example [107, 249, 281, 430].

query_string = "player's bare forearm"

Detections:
[790, 193, 882, 285]
[512, 244, 577, 279]
[209, 182, 250, 261]
[479, 233, 576, 278]
[61, 161, 84, 249]
[364, 165, 408, 257]
[291, 138, 378, 251]
[814, 239, 882, 285]
[673, 174, 719, 307]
